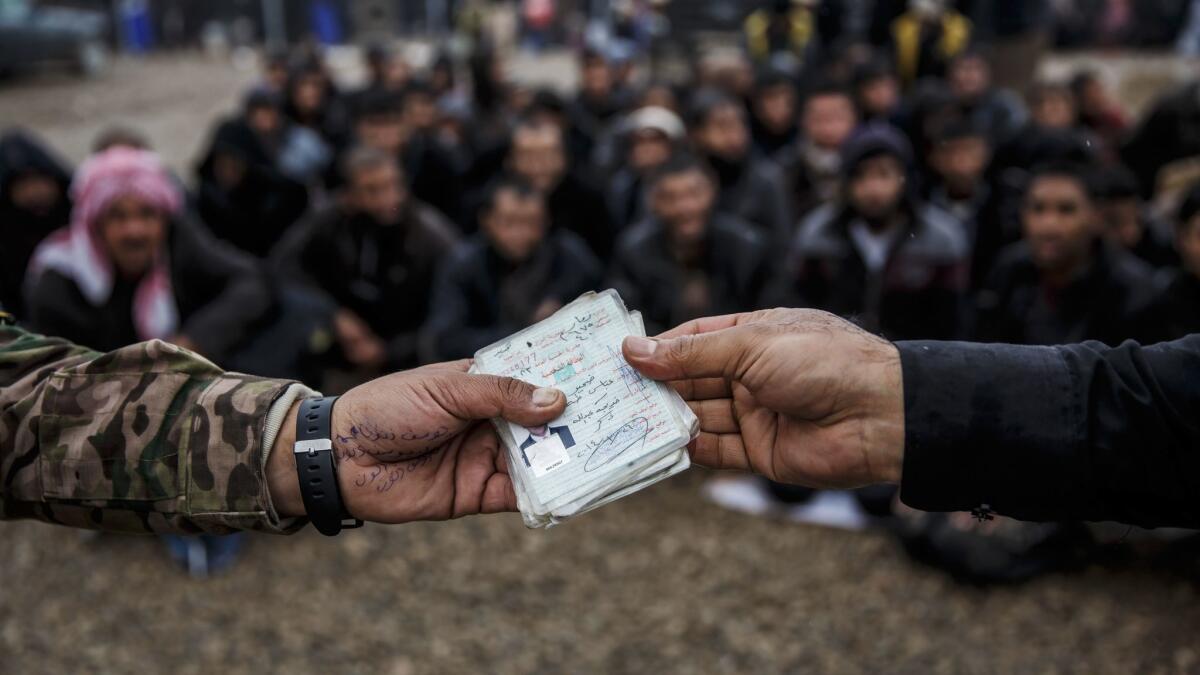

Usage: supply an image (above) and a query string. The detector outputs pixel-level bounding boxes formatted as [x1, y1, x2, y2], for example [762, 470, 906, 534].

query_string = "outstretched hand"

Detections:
[621, 308, 905, 490]
[268, 360, 566, 523]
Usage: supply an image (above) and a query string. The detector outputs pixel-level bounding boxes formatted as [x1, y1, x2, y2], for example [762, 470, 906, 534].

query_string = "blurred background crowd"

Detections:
[2, 0, 1200, 671]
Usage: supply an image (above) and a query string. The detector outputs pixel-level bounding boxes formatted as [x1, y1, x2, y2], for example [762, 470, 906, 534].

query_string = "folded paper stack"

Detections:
[470, 290, 697, 528]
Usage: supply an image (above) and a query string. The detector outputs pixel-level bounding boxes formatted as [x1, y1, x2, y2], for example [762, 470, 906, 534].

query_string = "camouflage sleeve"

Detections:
[0, 320, 306, 535]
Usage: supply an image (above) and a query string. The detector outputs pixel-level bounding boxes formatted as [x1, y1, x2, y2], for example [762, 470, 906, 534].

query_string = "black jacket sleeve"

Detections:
[172, 221, 275, 361]
[421, 248, 514, 362]
[897, 336, 1200, 528]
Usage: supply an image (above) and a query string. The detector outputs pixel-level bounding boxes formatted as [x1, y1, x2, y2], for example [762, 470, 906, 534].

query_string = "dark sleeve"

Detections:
[173, 223, 275, 360]
[271, 214, 338, 301]
[897, 336, 1200, 528]
[548, 234, 603, 303]
[386, 224, 460, 369]
[1119, 102, 1172, 198]
[921, 261, 968, 340]
[26, 273, 93, 347]
[969, 259, 1014, 342]
[760, 169, 793, 254]
[605, 245, 644, 316]
[742, 236, 774, 311]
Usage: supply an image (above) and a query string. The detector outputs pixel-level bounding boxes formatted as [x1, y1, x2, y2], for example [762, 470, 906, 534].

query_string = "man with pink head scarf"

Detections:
[25, 146, 273, 364]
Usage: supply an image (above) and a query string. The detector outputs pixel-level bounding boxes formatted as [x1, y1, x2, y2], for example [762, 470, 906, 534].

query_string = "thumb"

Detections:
[434, 372, 567, 427]
[622, 327, 753, 381]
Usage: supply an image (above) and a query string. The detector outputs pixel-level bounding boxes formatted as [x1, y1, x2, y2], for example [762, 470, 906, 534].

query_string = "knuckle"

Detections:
[667, 335, 697, 365]
[497, 376, 529, 401]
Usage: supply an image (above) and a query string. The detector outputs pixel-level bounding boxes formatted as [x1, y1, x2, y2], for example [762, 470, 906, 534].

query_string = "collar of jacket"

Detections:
[646, 214, 729, 272]
[1034, 240, 1125, 301]
[829, 196, 921, 245]
[483, 234, 556, 277]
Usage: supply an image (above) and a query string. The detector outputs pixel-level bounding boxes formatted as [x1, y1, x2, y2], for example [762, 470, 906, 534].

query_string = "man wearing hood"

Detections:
[789, 123, 969, 340]
[194, 89, 310, 259]
[0, 131, 72, 319]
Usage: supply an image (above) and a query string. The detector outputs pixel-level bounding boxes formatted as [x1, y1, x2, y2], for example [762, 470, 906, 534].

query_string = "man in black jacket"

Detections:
[975, 162, 1158, 346]
[194, 90, 310, 259]
[423, 175, 602, 361]
[789, 123, 969, 341]
[621, 308, 1200, 530]
[608, 154, 771, 335]
[275, 146, 459, 373]
[0, 131, 71, 319]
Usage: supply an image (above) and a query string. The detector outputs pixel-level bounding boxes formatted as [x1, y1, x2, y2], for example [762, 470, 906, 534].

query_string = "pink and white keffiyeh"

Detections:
[28, 147, 183, 340]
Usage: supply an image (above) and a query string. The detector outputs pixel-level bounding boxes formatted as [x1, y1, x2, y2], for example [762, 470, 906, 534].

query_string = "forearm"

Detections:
[0, 324, 308, 534]
[897, 337, 1200, 528]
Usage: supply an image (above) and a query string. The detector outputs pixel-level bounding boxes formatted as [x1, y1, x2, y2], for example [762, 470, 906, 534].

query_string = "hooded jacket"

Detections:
[788, 123, 970, 340]
[0, 131, 72, 318]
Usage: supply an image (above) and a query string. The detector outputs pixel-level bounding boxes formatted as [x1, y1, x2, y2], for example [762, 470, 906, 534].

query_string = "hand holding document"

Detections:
[470, 290, 698, 528]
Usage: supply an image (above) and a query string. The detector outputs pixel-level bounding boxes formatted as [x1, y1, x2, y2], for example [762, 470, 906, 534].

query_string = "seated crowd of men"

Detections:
[3, 33, 1200, 582]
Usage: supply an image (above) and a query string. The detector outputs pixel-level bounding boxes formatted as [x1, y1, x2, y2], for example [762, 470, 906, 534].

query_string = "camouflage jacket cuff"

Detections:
[4, 337, 308, 534]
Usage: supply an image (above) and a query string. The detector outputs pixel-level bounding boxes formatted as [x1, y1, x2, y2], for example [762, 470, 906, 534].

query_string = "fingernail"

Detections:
[532, 387, 560, 407]
[624, 336, 657, 358]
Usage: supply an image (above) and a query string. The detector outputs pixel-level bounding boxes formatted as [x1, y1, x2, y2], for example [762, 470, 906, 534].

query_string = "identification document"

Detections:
[470, 289, 697, 528]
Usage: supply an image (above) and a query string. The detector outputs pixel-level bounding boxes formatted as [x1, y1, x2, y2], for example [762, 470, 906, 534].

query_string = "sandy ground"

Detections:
[1, 52, 1199, 675]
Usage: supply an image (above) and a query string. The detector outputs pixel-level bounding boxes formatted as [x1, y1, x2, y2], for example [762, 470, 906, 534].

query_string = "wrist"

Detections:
[329, 398, 359, 519]
[266, 401, 306, 518]
[861, 342, 906, 485]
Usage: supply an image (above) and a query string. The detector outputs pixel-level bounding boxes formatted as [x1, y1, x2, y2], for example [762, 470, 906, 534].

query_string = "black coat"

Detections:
[708, 155, 793, 251]
[27, 219, 274, 363]
[195, 119, 309, 259]
[547, 172, 617, 262]
[899, 333, 1200, 529]
[928, 185, 1020, 292]
[274, 201, 459, 370]
[402, 134, 465, 227]
[607, 214, 771, 335]
[1147, 269, 1200, 342]
[423, 231, 603, 361]
[973, 241, 1158, 346]
[788, 201, 970, 340]
[0, 131, 72, 319]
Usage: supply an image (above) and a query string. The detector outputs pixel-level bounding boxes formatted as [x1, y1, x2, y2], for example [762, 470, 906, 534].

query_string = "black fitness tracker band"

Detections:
[294, 396, 363, 536]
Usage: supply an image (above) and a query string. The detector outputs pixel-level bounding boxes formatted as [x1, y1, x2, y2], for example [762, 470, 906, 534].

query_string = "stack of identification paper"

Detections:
[470, 289, 697, 528]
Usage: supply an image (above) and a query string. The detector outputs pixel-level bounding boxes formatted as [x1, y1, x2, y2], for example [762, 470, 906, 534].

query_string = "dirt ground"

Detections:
[1, 53, 1199, 675]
